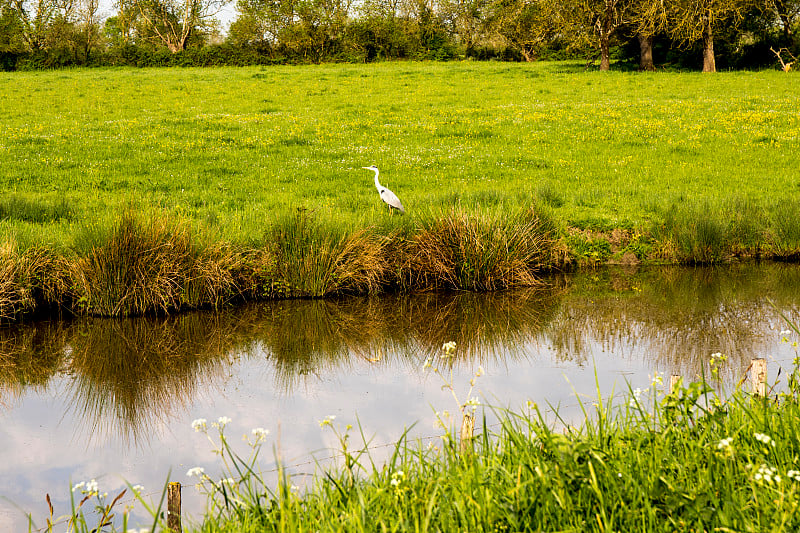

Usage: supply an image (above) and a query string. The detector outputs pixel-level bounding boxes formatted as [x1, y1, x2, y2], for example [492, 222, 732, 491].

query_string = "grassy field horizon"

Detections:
[1, 62, 798, 250]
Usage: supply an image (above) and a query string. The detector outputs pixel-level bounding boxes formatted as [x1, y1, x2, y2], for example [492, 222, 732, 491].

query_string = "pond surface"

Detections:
[2, 264, 800, 529]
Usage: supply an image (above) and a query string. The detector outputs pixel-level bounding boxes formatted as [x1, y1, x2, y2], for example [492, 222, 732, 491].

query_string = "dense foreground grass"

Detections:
[53, 338, 800, 532]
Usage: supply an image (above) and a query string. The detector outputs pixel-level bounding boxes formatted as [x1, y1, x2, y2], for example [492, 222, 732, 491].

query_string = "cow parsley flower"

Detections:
[251, 427, 270, 443]
[717, 437, 734, 451]
[319, 415, 336, 428]
[754, 464, 780, 484]
[754, 432, 776, 447]
[186, 467, 205, 478]
[442, 341, 457, 356]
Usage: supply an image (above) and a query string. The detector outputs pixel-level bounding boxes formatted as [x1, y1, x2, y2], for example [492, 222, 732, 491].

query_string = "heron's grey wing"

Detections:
[380, 188, 405, 213]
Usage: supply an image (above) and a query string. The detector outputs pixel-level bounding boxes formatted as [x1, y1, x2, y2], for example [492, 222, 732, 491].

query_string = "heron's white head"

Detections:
[362, 165, 379, 172]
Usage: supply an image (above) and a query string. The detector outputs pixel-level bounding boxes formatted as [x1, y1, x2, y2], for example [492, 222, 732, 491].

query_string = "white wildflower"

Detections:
[717, 437, 734, 450]
[186, 467, 205, 477]
[754, 432, 776, 447]
[251, 427, 270, 443]
[442, 341, 457, 356]
[215, 416, 232, 428]
[628, 387, 644, 408]
[85, 479, 99, 495]
[754, 464, 779, 484]
[465, 397, 481, 412]
[319, 415, 337, 428]
[191, 418, 207, 432]
[390, 470, 406, 487]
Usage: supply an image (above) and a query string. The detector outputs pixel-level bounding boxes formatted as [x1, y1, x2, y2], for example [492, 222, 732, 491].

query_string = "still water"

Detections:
[2, 264, 800, 529]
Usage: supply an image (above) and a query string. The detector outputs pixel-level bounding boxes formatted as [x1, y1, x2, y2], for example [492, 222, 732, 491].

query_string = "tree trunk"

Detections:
[599, 32, 610, 70]
[520, 47, 533, 62]
[773, 0, 794, 45]
[638, 34, 655, 71]
[780, 13, 792, 45]
[599, 5, 612, 71]
[701, 15, 715, 72]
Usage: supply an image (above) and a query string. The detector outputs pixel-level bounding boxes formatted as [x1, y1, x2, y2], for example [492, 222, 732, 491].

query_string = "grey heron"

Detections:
[363, 165, 405, 214]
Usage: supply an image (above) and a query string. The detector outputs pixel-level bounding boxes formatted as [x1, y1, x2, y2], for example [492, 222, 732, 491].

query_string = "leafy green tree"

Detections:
[280, 0, 351, 61]
[9, 0, 67, 51]
[628, 0, 665, 70]
[350, 0, 415, 59]
[439, 0, 487, 51]
[559, 0, 630, 70]
[664, 0, 755, 71]
[769, 0, 799, 45]
[227, 0, 292, 47]
[133, 0, 230, 52]
[485, 0, 557, 61]
[1, 0, 25, 52]
[74, 0, 102, 61]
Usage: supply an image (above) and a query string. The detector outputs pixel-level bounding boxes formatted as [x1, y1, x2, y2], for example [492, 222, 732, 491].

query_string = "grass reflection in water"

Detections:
[0, 264, 799, 445]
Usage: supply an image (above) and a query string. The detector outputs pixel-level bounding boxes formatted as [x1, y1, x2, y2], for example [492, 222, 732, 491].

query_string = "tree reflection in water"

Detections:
[0, 263, 799, 443]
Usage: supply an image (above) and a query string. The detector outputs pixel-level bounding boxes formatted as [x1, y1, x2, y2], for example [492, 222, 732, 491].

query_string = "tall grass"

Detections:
[0, 195, 75, 224]
[70, 213, 246, 316]
[650, 198, 770, 264]
[399, 206, 555, 291]
[265, 209, 389, 297]
[35, 360, 800, 531]
[768, 198, 800, 259]
[0, 240, 69, 320]
[0, 207, 555, 321]
[156, 346, 800, 532]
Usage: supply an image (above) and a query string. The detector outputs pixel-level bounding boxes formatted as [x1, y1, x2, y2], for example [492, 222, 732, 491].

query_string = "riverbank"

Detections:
[5, 205, 800, 322]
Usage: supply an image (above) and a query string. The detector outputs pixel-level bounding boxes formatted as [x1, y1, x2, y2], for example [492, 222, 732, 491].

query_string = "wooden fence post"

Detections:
[669, 375, 682, 395]
[751, 358, 767, 397]
[460, 413, 474, 455]
[168, 481, 182, 533]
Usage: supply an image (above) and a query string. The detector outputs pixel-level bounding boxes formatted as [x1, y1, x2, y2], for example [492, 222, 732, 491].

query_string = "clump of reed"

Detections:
[69, 213, 247, 316]
[0, 240, 70, 321]
[0, 207, 559, 322]
[265, 209, 389, 298]
[398, 207, 555, 291]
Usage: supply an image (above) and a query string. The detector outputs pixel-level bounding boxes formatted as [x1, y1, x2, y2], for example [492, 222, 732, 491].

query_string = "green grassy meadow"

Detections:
[0, 62, 799, 317]
[2, 63, 798, 244]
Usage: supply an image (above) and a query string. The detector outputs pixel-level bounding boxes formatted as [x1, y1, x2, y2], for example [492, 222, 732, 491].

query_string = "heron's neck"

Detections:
[373, 170, 381, 189]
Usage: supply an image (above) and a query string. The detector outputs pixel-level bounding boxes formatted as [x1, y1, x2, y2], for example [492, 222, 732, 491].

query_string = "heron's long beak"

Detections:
[362, 167, 371, 170]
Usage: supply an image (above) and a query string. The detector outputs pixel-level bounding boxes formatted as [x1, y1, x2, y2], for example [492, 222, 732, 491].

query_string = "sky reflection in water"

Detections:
[1, 264, 800, 529]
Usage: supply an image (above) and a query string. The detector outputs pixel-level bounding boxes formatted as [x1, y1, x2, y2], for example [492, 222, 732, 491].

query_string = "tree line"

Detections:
[1, 0, 798, 70]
